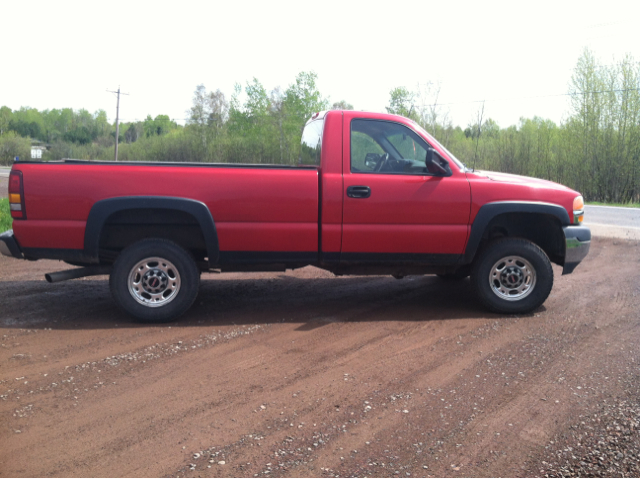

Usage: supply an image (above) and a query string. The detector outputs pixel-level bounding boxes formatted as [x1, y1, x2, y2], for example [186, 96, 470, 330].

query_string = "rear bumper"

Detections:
[0, 230, 23, 259]
[562, 225, 591, 275]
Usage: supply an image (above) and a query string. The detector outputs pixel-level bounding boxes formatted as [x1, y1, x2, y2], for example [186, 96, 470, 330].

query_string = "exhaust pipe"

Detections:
[45, 266, 112, 283]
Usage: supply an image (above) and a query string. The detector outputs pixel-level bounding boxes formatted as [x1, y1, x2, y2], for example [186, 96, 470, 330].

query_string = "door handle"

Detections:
[347, 186, 371, 198]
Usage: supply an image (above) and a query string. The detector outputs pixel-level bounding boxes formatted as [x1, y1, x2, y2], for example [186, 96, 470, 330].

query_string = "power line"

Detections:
[119, 118, 188, 122]
[424, 87, 640, 109]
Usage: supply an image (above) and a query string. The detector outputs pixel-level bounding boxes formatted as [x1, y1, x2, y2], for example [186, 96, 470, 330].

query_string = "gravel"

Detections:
[537, 397, 640, 477]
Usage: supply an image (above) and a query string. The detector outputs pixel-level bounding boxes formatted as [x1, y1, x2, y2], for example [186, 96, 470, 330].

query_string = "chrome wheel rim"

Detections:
[128, 257, 181, 307]
[488, 255, 536, 301]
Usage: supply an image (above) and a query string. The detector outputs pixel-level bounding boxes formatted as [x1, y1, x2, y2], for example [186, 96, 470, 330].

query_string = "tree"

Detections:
[562, 48, 640, 202]
[331, 100, 354, 110]
[413, 82, 452, 143]
[269, 87, 286, 162]
[9, 107, 45, 140]
[385, 87, 416, 119]
[283, 72, 328, 124]
[94, 110, 110, 138]
[143, 114, 178, 137]
[0, 131, 31, 165]
[279, 72, 328, 162]
[241, 78, 274, 162]
[143, 115, 156, 137]
[187, 84, 229, 151]
[467, 102, 485, 170]
[0, 106, 12, 135]
[42, 108, 74, 142]
[188, 85, 229, 129]
[125, 123, 143, 143]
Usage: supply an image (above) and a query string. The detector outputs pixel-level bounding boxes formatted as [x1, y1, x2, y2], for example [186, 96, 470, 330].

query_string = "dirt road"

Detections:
[1, 237, 639, 477]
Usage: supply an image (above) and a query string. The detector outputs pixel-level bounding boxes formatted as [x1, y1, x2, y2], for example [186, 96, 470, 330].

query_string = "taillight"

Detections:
[9, 171, 26, 219]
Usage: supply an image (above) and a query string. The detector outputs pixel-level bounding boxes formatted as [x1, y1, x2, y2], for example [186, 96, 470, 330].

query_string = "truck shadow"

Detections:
[0, 274, 537, 331]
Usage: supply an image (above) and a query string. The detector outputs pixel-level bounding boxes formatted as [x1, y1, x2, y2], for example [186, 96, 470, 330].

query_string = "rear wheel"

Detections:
[471, 238, 553, 314]
[110, 239, 200, 323]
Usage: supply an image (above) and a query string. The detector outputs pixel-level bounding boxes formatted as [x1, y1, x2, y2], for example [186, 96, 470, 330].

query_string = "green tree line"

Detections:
[0, 105, 180, 164]
[1, 51, 638, 203]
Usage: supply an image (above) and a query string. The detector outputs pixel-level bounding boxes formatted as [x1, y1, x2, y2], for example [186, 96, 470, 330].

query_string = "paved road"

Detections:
[584, 204, 640, 240]
[584, 204, 640, 228]
[0, 167, 10, 178]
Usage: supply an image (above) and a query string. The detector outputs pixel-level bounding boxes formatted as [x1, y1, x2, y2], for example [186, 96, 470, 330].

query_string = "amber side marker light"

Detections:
[9, 171, 26, 219]
[573, 196, 584, 224]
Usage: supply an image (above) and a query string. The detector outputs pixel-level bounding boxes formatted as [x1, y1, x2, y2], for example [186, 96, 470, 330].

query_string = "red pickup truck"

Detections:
[1, 110, 590, 322]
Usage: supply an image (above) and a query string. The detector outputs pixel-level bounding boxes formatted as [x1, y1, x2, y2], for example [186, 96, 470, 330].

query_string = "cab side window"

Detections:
[350, 119, 433, 175]
[351, 131, 384, 171]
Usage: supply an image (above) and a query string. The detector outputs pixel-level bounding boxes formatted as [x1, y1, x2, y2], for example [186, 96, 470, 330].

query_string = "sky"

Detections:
[2, 0, 639, 130]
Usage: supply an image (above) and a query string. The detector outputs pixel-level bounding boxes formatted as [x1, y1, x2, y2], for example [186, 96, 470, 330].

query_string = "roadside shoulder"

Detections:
[586, 223, 640, 240]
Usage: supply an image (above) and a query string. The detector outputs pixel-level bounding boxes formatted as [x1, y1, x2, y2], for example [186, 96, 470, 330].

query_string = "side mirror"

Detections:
[425, 148, 452, 176]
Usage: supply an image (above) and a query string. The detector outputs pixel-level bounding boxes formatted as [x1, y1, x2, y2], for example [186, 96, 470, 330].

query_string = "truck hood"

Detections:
[471, 170, 575, 192]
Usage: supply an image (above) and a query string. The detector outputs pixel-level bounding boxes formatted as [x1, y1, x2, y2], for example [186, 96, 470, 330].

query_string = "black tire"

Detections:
[109, 239, 200, 323]
[471, 238, 553, 314]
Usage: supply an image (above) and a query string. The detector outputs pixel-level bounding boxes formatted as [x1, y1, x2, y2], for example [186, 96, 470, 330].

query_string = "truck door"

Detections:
[341, 117, 471, 264]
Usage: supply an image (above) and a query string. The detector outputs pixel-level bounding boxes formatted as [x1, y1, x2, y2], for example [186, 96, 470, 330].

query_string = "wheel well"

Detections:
[98, 208, 207, 263]
[477, 213, 565, 265]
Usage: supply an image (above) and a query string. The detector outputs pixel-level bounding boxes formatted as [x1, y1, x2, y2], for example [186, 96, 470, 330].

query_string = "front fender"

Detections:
[462, 201, 570, 263]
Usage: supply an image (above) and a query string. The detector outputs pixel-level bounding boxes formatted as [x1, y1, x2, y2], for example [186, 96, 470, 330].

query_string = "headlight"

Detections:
[573, 196, 584, 224]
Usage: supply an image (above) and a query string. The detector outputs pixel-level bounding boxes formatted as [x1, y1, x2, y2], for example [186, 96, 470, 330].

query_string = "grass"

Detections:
[587, 201, 640, 208]
[0, 198, 11, 231]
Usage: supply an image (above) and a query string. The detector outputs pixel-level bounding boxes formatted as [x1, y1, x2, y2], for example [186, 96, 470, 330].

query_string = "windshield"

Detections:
[410, 121, 466, 170]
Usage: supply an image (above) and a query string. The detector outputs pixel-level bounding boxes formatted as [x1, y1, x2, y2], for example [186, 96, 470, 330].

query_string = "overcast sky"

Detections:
[2, 0, 639, 129]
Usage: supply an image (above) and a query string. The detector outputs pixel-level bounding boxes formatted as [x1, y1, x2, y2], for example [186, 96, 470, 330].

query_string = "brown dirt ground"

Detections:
[0, 237, 639, 477]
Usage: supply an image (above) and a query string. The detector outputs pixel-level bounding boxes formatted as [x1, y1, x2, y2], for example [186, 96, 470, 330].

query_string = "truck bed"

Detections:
[12, 160, 320, 261]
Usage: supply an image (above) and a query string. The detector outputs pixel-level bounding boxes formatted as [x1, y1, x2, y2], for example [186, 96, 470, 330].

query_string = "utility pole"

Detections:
[107, 86, 129, 161]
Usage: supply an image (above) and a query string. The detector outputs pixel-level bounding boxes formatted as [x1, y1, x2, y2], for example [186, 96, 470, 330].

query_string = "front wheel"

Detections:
[110, 239, 200, 323]
[471, 238, 553, 314]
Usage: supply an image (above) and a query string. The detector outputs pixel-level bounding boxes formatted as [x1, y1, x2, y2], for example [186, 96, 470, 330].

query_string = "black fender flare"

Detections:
[84, 196, 219, 266]
[462, 201, 570, 263]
